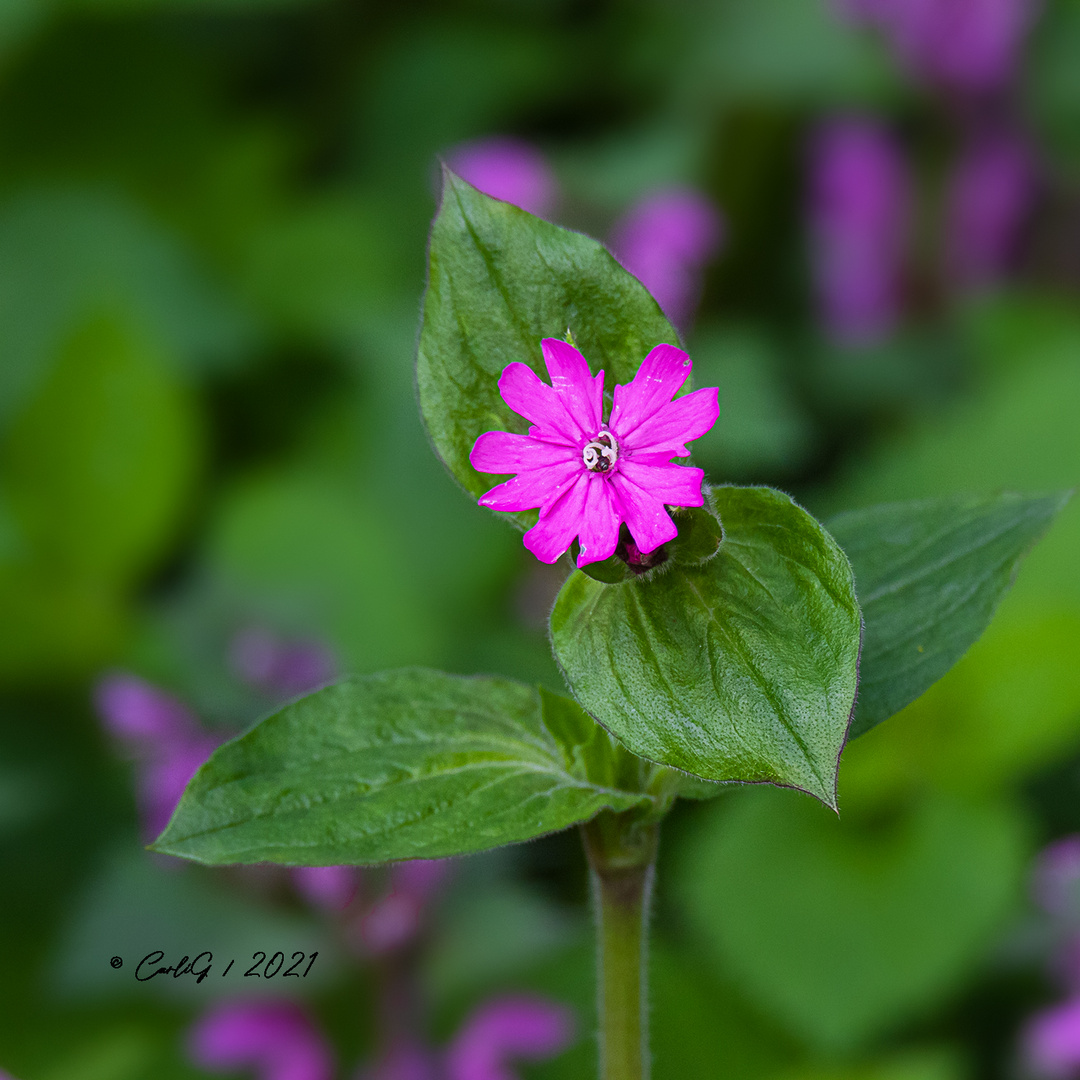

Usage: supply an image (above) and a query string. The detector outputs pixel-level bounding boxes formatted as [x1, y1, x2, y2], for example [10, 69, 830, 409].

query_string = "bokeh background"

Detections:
[2, 0, 1080, 1076]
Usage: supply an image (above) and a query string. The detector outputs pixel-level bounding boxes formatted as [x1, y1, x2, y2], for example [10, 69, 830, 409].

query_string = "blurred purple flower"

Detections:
[95, 672, 198, 744]
[94, 671, 224, 841]
[944, 130, 1037, 289]
[188, 1000, 335, 1080]
[139, 733, 221, 840]
[359, 860, 452, 955]
[447, 138, 558, 218]
[843, 0, 1039, 94]
[1052, 935, 1080, 995]
[392, 859, 452, 902]
[609, 187, 724, 332]
[1024, 996, 1080, 1078]
[361, 1041, 441, 1080]
[230, 628, 337, 700]
[808, 116, 910, 347]
[445, 996, 575, 1080]
[292, 865, 362, 912]
[1034, 837, 1080, 918]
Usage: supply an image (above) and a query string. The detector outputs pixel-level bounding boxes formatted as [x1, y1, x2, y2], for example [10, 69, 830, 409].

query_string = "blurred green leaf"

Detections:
[50, 845, 335, 1001]
[1027, 0, 1080, 173]
[690, 323, 815, 481]
[842, 608, 1080, 801]
[206, 470, 442, 673]
[550, 486, 861, 806]
[675, 786, 1028, 1052]
[37, 1027, 155, 1080]
[240, 192, 417, 345]
[777, 1048, 966, 1080]
[0, 314, 201, 679]
[830, 492, 1070, 739]
[153, 669, 651, 865]
[360, 22, 557, 180]
[3, 315, 200, 582]
[0, 190, 252, 428]
[416, 169, 679, 524]
[677, 0, 888, 106]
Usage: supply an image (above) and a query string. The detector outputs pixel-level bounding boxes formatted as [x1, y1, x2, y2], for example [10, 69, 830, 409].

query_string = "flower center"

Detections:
[582, 431, 618, 473]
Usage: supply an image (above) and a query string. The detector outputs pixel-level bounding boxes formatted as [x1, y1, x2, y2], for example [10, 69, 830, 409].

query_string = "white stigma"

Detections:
[582, 431, 619, 473]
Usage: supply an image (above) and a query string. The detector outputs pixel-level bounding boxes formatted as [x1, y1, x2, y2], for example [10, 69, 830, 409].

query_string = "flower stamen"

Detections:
[582, 432, 618, 473]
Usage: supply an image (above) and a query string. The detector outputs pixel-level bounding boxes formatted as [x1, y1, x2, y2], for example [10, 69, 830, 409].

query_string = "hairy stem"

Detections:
[581, 811, 659, 1080]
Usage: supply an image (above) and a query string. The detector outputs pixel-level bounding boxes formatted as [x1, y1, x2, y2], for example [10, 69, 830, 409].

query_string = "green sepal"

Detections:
[670, 503, 724, 566]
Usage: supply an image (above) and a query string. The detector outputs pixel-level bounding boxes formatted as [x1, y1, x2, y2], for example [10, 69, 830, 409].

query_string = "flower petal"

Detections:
[617, 460, 705, 508]
[541, 338, 603, 434]
[523, 473, 591, 563]
[608, 343, 693, 440]
[470, 430, 577, 474]
[500, 362, 586, 442]
[479, 459, 581, 512]
[621, 385, 719, 457]
[576, 477, 621, 566]
[609, 473, 679, 554]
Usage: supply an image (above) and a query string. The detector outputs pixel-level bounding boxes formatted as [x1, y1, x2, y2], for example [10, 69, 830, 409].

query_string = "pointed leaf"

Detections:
[152, 669, 650, 866]
[416, 168, 679, 523]
[829, 491, 1071, 738]
[550, 486, 862, 806]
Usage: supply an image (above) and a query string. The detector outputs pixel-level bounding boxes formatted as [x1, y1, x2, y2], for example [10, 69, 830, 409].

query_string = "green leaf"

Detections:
[2, 314, 201, 584]
[550, 486, 862, 807]
[0, 190, 251, 429]
[0, 314, 202, 680]
[416, 168, 679, 522]
[539, 685, 647, 794]
[152, 669, 650, 866]
[828, 491, 1071, 739]
[674, 786, 1027, 1052]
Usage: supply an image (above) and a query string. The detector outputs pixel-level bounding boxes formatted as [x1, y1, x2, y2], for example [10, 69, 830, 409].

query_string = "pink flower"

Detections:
[445, 996, 575, 1080]
[470, 340, 718, 567]
[187, 1000, 335, 1080]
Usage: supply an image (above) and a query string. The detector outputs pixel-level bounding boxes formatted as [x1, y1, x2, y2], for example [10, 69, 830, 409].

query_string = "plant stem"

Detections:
[581, 811, 659, 1080]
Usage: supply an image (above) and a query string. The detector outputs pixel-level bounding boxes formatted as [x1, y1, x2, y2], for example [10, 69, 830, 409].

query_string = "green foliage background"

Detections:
[1, 0, 1079, 1076]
